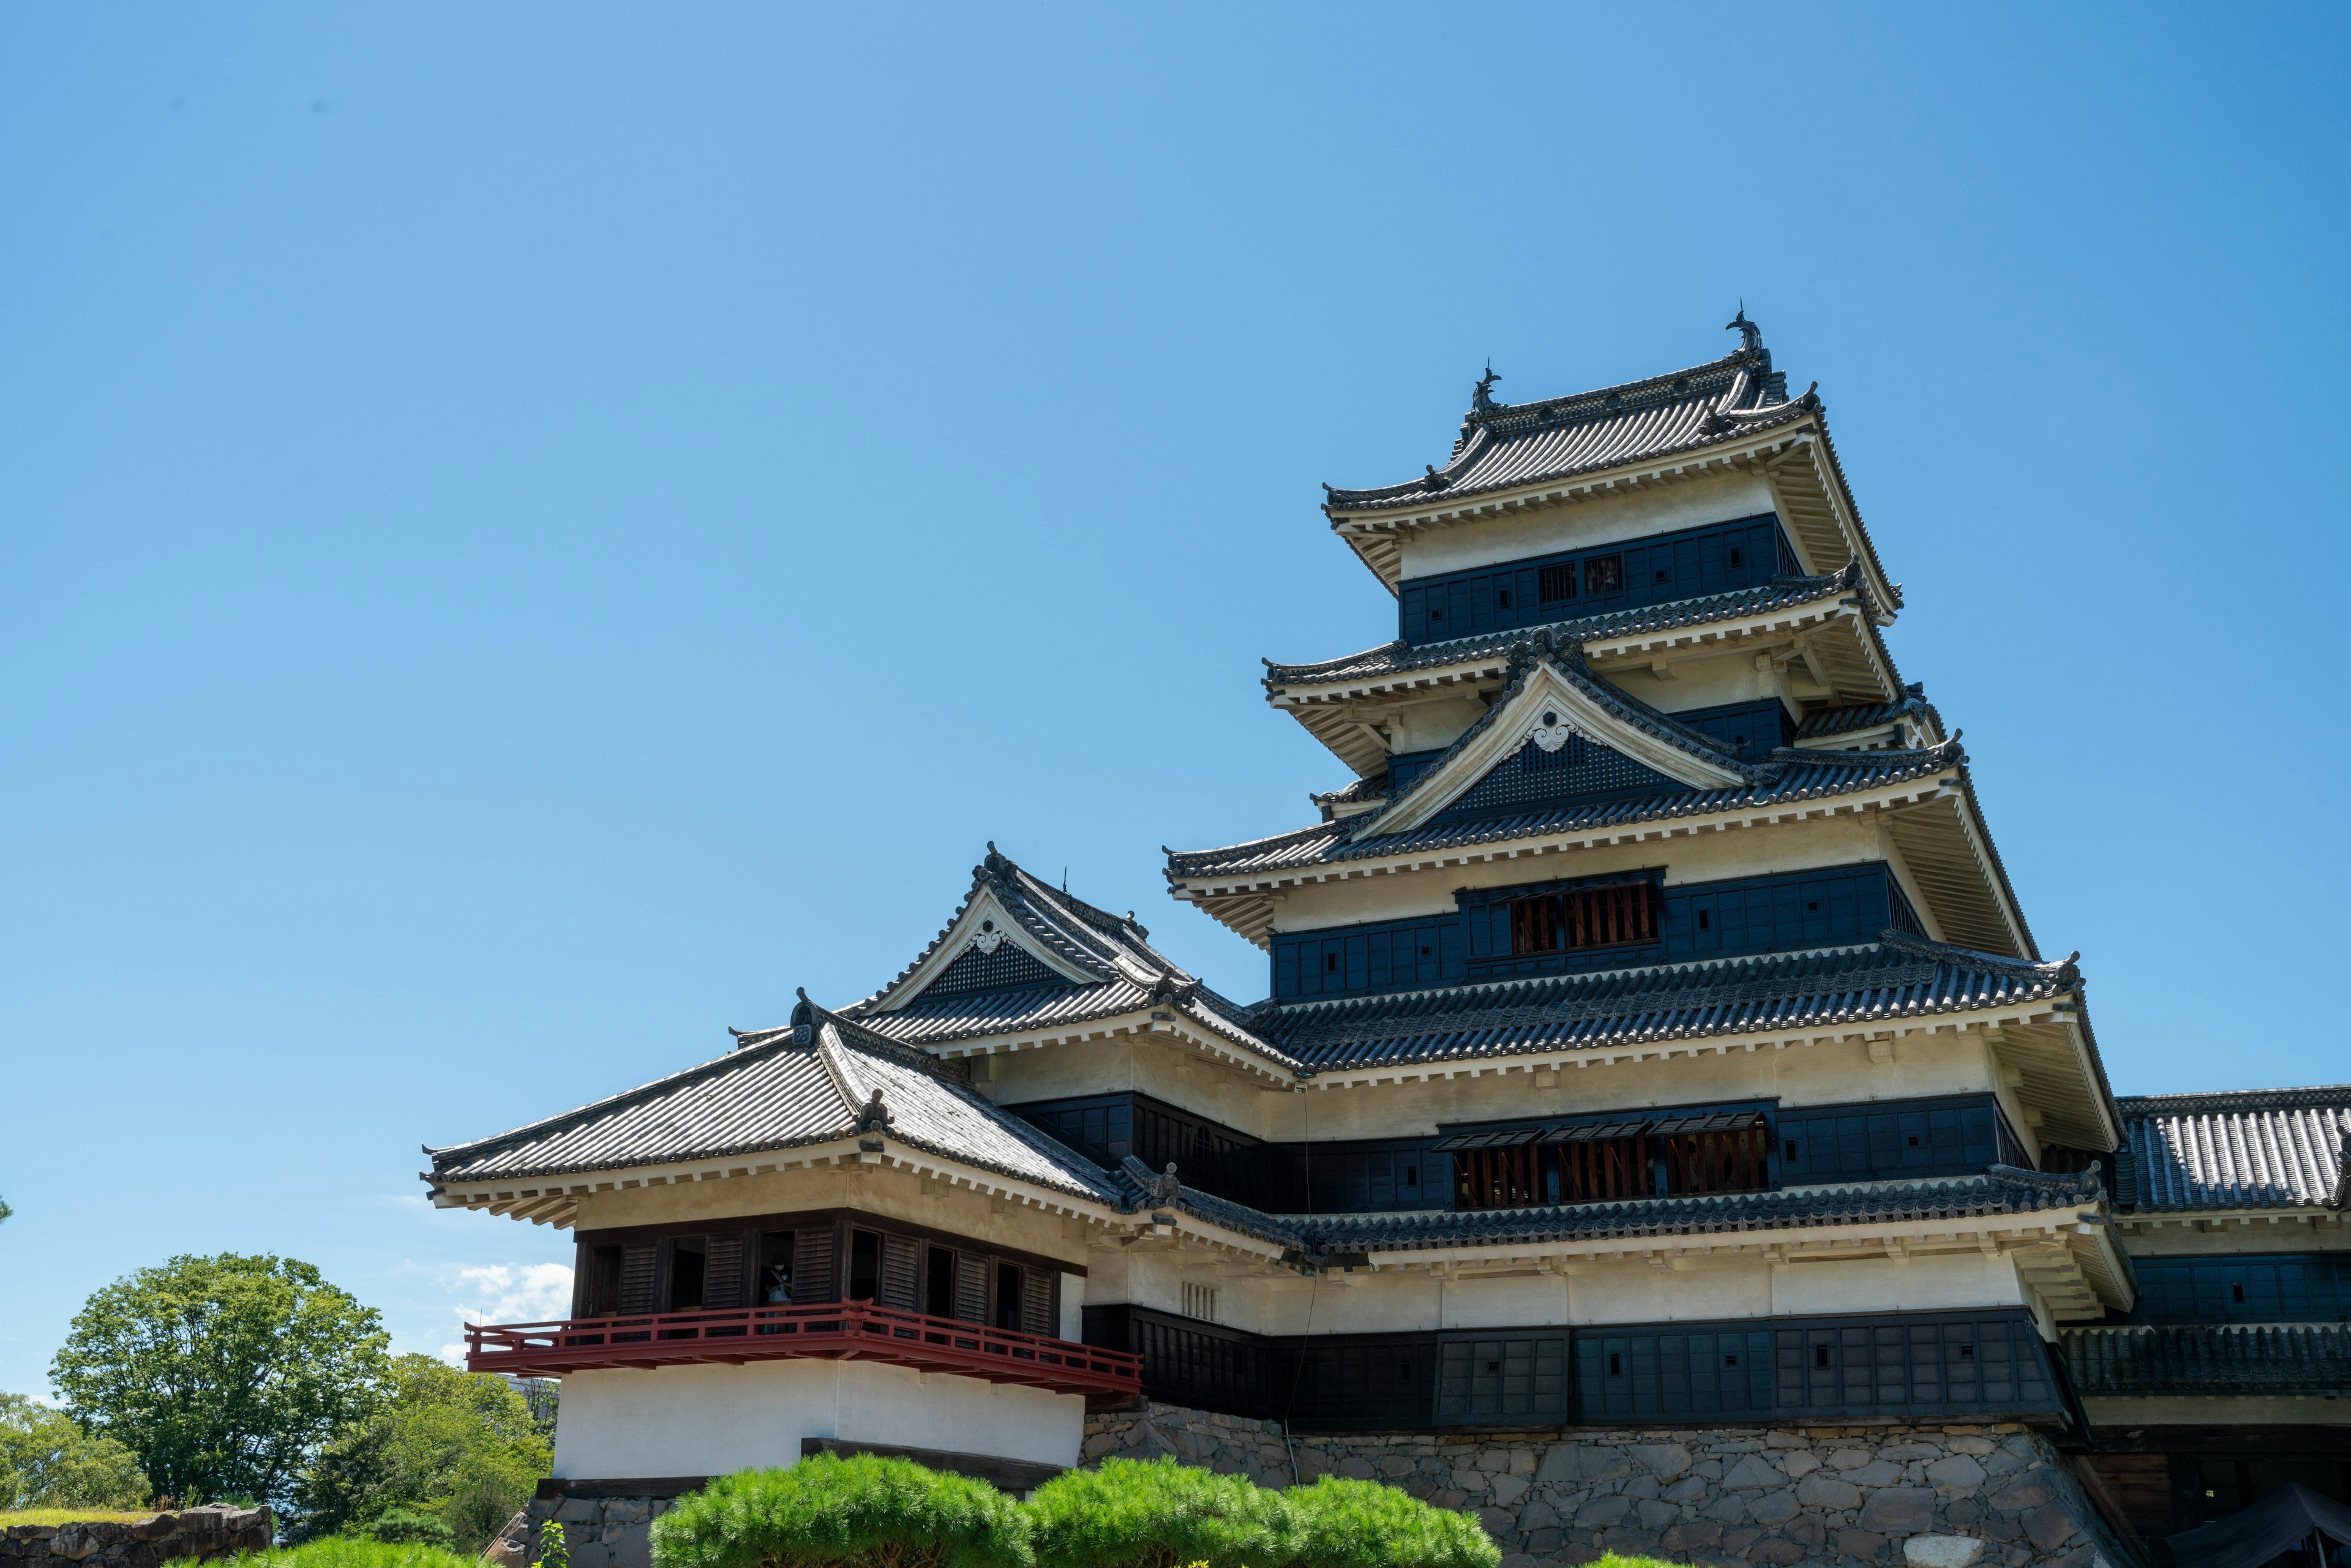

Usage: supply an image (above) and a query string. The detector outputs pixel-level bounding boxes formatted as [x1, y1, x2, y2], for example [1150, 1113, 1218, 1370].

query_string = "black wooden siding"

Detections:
[1397, 515, 1794, 648]
[1085, 1305, 2066, 1431]
[1777, 1093, 2026, 1184]
[1429, 735, 1684, 827]
[2122, 1253, 2351, 1325]
[1274, 860, 1919, 1000]
[1670, 699, 1798, 759]
[923, 942, 1070, 997]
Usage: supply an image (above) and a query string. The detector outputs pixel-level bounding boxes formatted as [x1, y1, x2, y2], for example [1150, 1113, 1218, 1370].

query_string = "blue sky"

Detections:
[2, 6, 2345, 1397]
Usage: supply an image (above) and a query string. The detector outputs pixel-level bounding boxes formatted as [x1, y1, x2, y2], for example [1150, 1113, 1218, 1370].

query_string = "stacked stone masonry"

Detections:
[525, 1493, 679, 1568]
[1083, 1405, 2127, 1568]
[0, 1507, 274, 1568]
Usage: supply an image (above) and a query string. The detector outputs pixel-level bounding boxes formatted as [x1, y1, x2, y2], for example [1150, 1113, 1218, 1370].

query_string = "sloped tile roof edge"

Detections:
[1261, 565, 1870, 685]
[2060, 1322, 2351, 1397]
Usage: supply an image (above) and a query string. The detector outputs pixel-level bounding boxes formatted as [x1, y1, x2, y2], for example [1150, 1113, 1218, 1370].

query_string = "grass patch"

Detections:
[0, 1509, 158, 1527]
[193, 1544, 478, 1568]
[1589, 1557, 1681, 1568]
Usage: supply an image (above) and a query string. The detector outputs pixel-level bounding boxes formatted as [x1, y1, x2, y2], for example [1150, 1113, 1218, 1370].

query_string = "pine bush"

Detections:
[1280, 1476, 1498, 1568]
[1025, 1458, 1291, 1568]
[650, 1455, 1033, 1568]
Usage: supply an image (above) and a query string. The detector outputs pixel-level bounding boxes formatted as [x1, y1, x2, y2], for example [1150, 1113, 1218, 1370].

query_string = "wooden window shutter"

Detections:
[1021, 1267, 1054, 1337]
[795, 1230, 836, 1304]
[617, 1244, 659, 1315]
[703, 1233, 744, 1311]
[880, 1235, 921, 1312]
[954, 1253, 991, 1322]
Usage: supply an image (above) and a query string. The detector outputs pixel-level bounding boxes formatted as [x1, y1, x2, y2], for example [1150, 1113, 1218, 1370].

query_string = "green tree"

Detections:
[50, 1254, 391, 1507]
[0, 1392, 151, 1511]
[294, 1354, 551, 1551]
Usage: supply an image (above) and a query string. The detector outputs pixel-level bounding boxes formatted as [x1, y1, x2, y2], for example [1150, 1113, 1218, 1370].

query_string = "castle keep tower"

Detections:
[427, 319, 2347, 1567]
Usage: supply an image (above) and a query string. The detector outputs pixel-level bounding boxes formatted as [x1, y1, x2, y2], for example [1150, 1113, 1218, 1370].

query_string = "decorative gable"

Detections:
[918, 938, 1073, 999]
[1359, 639, 1754, 840]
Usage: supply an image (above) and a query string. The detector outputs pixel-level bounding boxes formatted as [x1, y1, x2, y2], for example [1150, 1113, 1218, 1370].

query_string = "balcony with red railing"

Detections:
[463, 1300, 1144, 1406]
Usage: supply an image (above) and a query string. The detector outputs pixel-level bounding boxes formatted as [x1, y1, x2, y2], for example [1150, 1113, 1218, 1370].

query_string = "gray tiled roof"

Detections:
[426, 1007, 1122, 1204]
[1262, 567, 1868, 688]
[1095, 1164, 2104, 1258]
[1796, 685, 1944, 745]
[837, 847, 1284, 1064]
[2116, 1085, 2351, 1214]
[2061, 1322, 2351, 1397]
[1247, 932, 2082, 1076]
[1323, 347, 1811, 515]
[1306, 1166, 2104, 1255]
[1166, 740, 1963, 880]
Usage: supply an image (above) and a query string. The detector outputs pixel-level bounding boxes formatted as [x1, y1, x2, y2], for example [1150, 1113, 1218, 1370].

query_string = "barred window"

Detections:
[1584, 554, 1622, 594]
[1510, 881, 1656, 956]
[1537, 563, 1577, 604]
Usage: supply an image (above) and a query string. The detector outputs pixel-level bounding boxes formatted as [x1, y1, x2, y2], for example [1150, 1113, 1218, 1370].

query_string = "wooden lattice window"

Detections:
[1652, 1112, 1771, 1198]
[1584, 554, 1622, 594]
[1510, 882, 1657, 956]
[1537, 562, 1577, 604]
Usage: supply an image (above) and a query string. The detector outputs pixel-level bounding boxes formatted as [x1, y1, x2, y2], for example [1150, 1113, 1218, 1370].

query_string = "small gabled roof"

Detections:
[1318, 317, 1899, 614]
[840, 846, 1295, 1073]
[2115, 1084, 2351, 1215]
[1338, 633, 1763, 840]
[1796, 685, 1946, 749]
[426, 1000, 1122, 1204]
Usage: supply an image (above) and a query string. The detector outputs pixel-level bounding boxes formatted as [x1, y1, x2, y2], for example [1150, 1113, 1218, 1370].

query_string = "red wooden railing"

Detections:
[463, 1301, 1143, 1402]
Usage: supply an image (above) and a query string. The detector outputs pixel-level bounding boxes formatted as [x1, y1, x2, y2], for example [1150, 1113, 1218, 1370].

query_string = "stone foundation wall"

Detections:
[1084, 1406, 2128, 1568]
[0, 1506, 273, 1568]
[523, 1492, 680, 1568]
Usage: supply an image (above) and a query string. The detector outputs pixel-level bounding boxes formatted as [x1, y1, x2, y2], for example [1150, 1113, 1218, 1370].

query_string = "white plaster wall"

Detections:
[552, 1359, 1085, 1479]
[1397, 473, 1780, 580]
[1114, 1252, 2031, 1338]
[1058, 1273, 1085, 1342]
[2116, 1221, 2351, 1258]
[974, 1037, 1285, 1139]
[1768, 1251, 2026, 1315]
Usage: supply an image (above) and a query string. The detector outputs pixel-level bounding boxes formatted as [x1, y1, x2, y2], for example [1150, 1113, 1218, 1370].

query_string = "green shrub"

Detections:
[1281, 1476, 1498, 1568]
[1026, 1457, 1290, 1568]
[362, 1507, 457, 1549]
[197, 1541, 477, 1568]
[651, 1454, 1033, 1568]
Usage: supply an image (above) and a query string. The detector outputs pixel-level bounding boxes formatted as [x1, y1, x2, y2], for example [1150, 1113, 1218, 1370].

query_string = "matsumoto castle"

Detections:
[430, 320, 2350, 1563]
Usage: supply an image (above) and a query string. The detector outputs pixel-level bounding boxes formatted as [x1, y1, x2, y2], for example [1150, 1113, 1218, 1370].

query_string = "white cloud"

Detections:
[439, 1262, 573, 1364]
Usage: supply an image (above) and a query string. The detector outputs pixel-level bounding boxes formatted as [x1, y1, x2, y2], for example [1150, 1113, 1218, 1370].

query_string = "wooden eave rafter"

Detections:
[1324, 427, 1898, 621]
[1881, 790, 2032, 959]
[1270, 600, 1895, 781]
[1990, 1016, 2122, 1154]
[2115, 1207, 2351, 1234]
[1174, 773, 1974, 948]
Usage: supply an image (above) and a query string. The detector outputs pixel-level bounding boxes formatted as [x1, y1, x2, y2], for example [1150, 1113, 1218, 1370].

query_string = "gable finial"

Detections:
[1727, 304, 1763, 356]
[790, 987, 818, 1046]
[1471, 360, 1502, 414]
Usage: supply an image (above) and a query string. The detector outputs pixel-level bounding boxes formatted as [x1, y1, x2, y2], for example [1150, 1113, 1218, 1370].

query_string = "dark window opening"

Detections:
[1584, 555, 1622, 595]
[925, 1247, 956, 1318]
[995, 1263, 1023, 1330]
[848, 1229, 881, 1302]
[1907, 1135, 1920, 1147]
[669, 1237, 707, 1312]
[1723, 1353, 1739, 1367]
[1510, 881, 1657, 957]
[1957, 1343, 1974, 1359]
[1697, 909, 1711, 929]
[1784, 1139, 1799, 1161]
[1325, 952, 1339, 973]
[1403, 1163, 1418, 1185]
[1729, 546, 1744, 566]
[1537, 563, 1577, 604]
[2232, 1282, 2247, 1303]
[588, 1244, 623, 1316]
[1607, 1351, 1622, 1376]
[757, 1233, 793, 1306]
[1496, 587, 1512, 608]
[1807, 900, 1820, 912]
[1815, 1345, 1831, 1369]
[1428, 606, 1444, 623]
[1654, 569, 1670, 583]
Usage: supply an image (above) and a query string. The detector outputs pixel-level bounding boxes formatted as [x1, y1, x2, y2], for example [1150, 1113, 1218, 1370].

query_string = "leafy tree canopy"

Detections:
[0, 1392, 151, 1512]
[294, 1354, 550, 1552]
[50, 1254, 390, 1508]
